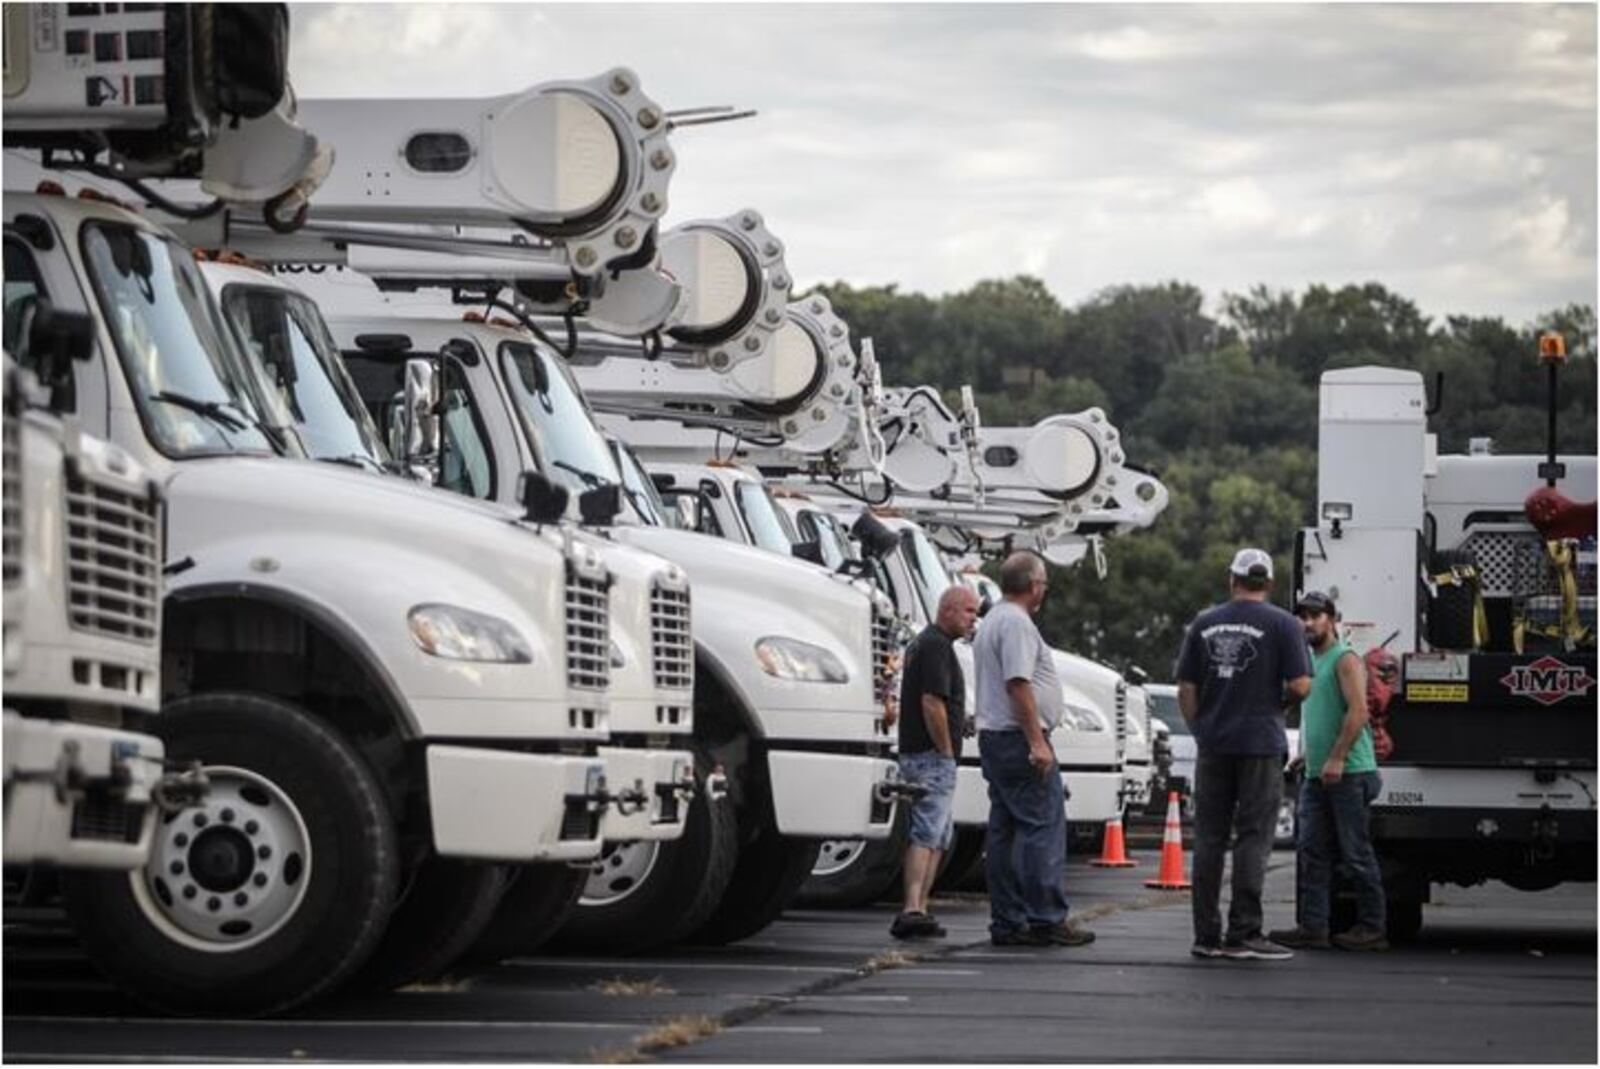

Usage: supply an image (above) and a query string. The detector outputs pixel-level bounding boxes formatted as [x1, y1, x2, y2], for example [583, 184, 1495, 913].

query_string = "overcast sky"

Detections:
[289, 3, 1596, 327]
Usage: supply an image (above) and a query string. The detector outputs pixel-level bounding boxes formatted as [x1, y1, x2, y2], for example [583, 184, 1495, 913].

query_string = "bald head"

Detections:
[936, 585, 980, 640]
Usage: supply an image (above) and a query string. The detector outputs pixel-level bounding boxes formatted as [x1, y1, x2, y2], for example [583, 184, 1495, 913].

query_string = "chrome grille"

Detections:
[565, 565, 610, 691]
[2, 402, 19, 588]
[65, 468, 160, 644]
[871, 607, 897, 706]
[650, 582, 693, 691]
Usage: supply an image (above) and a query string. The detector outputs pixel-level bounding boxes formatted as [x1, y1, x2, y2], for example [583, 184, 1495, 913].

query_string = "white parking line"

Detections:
[741, 994, 912, 1003]
[505, 958, 853, 975]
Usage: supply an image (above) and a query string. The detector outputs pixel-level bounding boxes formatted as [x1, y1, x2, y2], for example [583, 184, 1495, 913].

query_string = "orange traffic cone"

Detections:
[1144, 790, 1191, 890]
[1089, 811, 1138, 868]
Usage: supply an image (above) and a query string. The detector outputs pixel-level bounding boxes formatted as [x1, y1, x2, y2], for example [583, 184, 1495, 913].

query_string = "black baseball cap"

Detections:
[1295, 590, 1337, 617]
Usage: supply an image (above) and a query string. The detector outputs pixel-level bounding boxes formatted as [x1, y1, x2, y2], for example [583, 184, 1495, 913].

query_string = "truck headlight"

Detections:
[408, 604, 533, 663]
[754, 636, 849, 684]
[1060, 703, 1107, 732]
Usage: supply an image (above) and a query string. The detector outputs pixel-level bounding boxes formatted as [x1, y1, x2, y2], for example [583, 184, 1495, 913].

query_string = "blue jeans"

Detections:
[979, 730, 1069, 934]
[899, 750, 957, 851]
[1297, 771, 1386, 933]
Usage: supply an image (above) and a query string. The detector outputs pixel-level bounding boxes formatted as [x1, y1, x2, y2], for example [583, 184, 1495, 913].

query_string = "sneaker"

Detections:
[1332, 924, 1390, 952]
[1190, 941, 1225, 959]
[991, 927, 1048, 947]
[1266, 926, 1331, 950]
[890, 911, 945, 940]
[1030, 921, 1096, 947]
[1221, 936, 1294, 961]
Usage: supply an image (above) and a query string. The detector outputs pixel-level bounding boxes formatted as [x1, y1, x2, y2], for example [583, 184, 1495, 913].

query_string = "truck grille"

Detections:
[650, 582, 693, 691]
[65, 469, 160, 644]
[2, 402, 19, 588]
[1114, 681, 1128, 756]
[565, 565, 610, 691]
[871, 607, 897, 706]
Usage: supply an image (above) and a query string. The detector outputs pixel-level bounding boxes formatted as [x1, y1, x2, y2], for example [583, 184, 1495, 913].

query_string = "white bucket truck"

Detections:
[4, 8, 622, 1014]
[1295, 350, 1594, 939]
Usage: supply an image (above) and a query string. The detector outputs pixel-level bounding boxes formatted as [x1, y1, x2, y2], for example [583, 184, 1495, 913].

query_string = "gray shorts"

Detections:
[899, 750, 958, 851]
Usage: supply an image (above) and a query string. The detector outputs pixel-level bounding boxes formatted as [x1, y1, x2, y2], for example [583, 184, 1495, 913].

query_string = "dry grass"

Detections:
[636, 1014, 723, 1051]
[862, 948, 920, 974]
[395, 976, 475, 994]
[586, 1045, 646, 1064]
[591, 975, 675, 997]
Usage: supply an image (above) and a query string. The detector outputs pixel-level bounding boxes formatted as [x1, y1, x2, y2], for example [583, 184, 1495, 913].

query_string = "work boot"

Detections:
[1267, 925, 1331, 950]
[1332, 924, 1390, 952]
[1030, 921, 1096, 947]
[991, 927, 1048, 947]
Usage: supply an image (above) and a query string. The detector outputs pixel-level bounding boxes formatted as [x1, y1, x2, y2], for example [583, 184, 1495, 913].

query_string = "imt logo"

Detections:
[1499, 656, 1596, 707]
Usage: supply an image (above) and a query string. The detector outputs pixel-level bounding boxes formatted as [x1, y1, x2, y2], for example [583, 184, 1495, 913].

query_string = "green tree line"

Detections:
[812, 277, 1597, 677]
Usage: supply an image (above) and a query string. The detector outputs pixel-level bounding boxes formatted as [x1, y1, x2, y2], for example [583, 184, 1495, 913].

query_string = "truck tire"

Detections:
[352, 859, 509, 991]
[1386, 897, 1424, 942]
[60, 692, 399, 1016]
[462, 862, 586, 964]
[551, 786, 738, 955]
[798, 809, 909, 909]
[932, 826, 987, 894]
[688, 822, 820, 946]
[1427, 548, 1480, 650]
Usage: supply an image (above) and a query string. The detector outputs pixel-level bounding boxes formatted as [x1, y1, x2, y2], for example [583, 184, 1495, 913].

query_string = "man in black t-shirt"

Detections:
[1175, 548, 1312, 962]
[890, 585, 980, 940]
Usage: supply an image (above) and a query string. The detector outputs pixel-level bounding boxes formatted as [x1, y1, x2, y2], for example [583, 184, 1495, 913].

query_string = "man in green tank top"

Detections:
[1269, 591, 1389, 952]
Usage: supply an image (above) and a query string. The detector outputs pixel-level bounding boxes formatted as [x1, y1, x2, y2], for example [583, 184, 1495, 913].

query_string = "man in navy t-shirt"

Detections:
[1175, 547, 1311, 961]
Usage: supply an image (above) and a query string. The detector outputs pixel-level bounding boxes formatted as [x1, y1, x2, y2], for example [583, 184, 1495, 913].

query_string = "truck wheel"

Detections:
[352, 859, 509, 991]
[60, 692, 399, 1016]
[461, 863, 586, 964]
[688, 821, 820, 946]
[552, 786, 738, 955]
[798, 808, 909, 908]
[1427, 548, 1480, 650]
[933, 827, 987, 894]
[1386, 897, 1424, 942]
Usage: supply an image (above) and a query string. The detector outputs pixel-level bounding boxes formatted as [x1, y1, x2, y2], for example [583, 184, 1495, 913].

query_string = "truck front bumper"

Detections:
[767, 750, 899, 839]
[596, 746, 695, 843]
[2, 711, 164, 869]
[426, 746, 607, 862]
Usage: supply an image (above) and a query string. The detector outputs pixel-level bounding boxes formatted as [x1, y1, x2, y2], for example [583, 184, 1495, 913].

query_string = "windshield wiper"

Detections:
[551, 459, 613, 489]
[317, 453, 387, 473]
[148, 391, 247, 433]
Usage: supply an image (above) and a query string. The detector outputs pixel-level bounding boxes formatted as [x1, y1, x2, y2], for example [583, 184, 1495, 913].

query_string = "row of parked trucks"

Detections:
[2, 3, 1173, 1016]
[5, 1, 1588, 1017]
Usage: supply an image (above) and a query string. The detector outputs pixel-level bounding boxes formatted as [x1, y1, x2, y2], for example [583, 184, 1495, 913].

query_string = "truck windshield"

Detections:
[735, 479, 795, 556]
[81, 224, 274, 457]
[499, 341, 621, 497]
[905, 526, 954, 620]
[1148, 690, 1190, 736]
[610, 439, 666, 527]
[221, 285, 389, 469]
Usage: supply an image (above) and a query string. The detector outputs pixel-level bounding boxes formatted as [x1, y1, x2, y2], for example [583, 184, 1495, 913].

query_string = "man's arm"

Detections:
[1177, 682, 1199, 722]
[1006, 679, 1055, 774]
[1320, 651, 1369, 785]
[921, 693, 955, 757]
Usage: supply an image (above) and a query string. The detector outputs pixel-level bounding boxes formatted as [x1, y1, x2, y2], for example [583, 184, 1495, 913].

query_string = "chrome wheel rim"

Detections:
[579, 840, 661, 906]
[811, 838, 868, 878]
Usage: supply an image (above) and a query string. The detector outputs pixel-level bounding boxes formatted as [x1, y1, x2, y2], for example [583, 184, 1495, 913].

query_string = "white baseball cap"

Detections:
[1229, 547, 1274, 580]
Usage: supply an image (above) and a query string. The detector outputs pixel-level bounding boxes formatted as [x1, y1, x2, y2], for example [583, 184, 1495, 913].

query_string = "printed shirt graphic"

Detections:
[1175, 600, 1310, 756]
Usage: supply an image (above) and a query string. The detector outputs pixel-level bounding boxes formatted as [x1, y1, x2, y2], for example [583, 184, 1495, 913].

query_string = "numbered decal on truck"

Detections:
[1499, 657, 1596, 707]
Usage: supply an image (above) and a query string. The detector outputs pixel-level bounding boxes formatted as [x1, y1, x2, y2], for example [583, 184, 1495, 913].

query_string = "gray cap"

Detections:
[1229, 547, 1274, 580]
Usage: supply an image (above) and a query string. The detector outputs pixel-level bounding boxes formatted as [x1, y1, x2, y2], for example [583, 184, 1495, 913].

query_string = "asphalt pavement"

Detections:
[4, 852, 1594, 1063]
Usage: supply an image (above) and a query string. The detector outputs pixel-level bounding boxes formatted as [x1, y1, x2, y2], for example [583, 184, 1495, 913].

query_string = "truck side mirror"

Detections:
[851, 510, 900, 561]
[518, 470, 569, 524]
[578, 483, 622, 527]
[649, 472, 676, 494]
[19, 298, 93, 411]
[669, 494, 697, 531]
[399, 357, 441, 480]
[792, 539, 825, 566]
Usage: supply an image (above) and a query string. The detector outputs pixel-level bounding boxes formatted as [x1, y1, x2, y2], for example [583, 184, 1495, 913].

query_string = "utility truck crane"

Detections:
[153, 76, 910, 954]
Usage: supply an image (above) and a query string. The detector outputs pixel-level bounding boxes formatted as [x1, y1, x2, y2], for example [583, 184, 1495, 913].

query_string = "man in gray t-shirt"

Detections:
[971, 551, 1094, 948]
